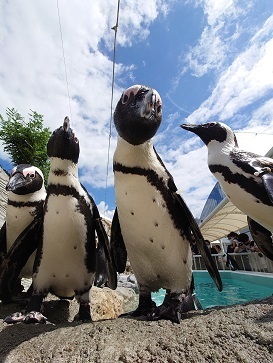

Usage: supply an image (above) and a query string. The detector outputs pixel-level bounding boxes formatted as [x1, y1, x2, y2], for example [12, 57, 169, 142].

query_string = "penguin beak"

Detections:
[63, 116, 71, 132]
[141, 89, 162, 120]
[6, 173, 26, 192]
[180, 124, 202, 134]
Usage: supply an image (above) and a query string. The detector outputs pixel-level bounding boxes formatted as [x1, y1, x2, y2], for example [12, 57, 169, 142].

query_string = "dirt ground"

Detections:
[0, 294, 272, 363]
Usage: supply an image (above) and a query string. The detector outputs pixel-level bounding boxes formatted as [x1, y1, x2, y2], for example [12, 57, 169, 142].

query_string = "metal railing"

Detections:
[192, 252, 273, 273]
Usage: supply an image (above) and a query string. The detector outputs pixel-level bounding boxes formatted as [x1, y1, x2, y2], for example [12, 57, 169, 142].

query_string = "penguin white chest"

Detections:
[115, 172, 192, 293]
[6, 205, 37, 277]
[34, 194, 93, 296]
[6, 205, 36, 248]
[216, 173, 273, 231]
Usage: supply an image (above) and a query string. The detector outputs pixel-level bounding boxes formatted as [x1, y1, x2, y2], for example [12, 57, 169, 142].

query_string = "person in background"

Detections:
[214, 245, 222, 254]
[205, 239, 217, 254]
[215, 245, 227, 265]
[190, 235, 199, 255]
[234, 233, 252, 253]
[226, 231, 238, 254]
[226, 231, 240, 270]
[236, 233, 260, 252]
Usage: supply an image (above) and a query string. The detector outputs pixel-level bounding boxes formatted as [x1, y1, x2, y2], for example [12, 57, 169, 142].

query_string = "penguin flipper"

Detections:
[0, 217, 42, 301]
[80, 183, 117, 290]
[247, 216, 273, 261]
[153, 147, 222, 291]
[250, 161, 273, 203]
[260, 171, 273, 204]
[0, 222, 7, 262]
[92, 202, 117, 290]
[110, 208, 127, 273]
[168, 178, 223, 292]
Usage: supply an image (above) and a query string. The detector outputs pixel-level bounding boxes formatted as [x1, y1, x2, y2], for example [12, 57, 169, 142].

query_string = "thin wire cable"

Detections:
[57, 0, 73, 123]
[104, 0, 121, 217]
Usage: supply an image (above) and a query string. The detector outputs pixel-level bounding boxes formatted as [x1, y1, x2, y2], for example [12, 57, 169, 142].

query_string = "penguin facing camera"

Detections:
[181, 121, 273, 261]
[111, 85, 222, 324]
[3, 117, 116, 324]
[0, 164, 46, 302]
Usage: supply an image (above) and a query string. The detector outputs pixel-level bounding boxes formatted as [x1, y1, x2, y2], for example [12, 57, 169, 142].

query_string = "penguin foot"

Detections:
[147, 304, 182, 324]
[146, 291, 198, 323]
[4, 311, 26, 324]
[4, 310, 47, 324]
[130, 302, 157, 317]
[24, 311, 47, 324]
[73, 302, 92, 323]
[126, 290, 156, 317]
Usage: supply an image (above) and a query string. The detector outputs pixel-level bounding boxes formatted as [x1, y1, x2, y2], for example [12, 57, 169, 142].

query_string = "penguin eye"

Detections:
[28, 173, 35, 178]
[205, 122, 216, 128]
[121, 85, 142, 104]
[122, 94, 129, 104]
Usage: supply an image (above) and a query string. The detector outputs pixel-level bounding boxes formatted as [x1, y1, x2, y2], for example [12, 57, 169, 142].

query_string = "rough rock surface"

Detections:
[0, 293, 272, 362]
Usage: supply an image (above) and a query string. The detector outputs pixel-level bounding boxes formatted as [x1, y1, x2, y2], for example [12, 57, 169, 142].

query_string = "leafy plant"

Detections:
[0, 108, 51, 183]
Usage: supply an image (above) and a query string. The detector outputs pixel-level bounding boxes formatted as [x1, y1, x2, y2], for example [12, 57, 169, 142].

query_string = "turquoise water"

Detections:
[151, 271, 273, 309]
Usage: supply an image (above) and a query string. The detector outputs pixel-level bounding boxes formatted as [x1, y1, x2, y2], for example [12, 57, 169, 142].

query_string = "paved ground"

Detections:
[0, 294, 272, 362]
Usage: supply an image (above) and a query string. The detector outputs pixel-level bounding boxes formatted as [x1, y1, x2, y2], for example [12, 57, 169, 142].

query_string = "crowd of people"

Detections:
[201, 232, 261, 270]
[191, 231, 260, 257]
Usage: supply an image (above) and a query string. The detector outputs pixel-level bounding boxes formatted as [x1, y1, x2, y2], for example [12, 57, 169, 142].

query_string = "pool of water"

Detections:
[151, 271, 273, 309]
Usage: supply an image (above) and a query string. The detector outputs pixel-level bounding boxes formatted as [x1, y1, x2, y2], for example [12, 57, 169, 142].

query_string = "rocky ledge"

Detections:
[0, 289, 272, 363]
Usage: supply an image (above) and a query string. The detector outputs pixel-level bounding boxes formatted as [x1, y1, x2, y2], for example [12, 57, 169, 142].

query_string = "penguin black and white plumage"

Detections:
[111, 85, 222, 323]
[0, 164, 46, 301]
[181, 121, 273, 260]
[4, 117, 116, 324]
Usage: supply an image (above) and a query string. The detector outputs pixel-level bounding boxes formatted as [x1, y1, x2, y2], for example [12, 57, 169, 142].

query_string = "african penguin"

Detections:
[181, 121, 273, 260]
[0, 164, 46, 301]
[4, 117, 116, 324]
[111, 85, 222, 323]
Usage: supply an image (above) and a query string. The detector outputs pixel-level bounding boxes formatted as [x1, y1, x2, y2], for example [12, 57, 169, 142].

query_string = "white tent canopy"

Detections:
[199, 197, 247, 241]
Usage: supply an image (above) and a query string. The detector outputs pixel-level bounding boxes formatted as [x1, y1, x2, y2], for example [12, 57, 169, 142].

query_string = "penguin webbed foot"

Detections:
[73, 302, 92, 323]
[147, 291, 198, 324]
[3, 310, 47, 324]
[123, 291, 156, 317]
[4, 311, 26, 324]
[24, 311, 47, 324]
[129, 301, 156, 317]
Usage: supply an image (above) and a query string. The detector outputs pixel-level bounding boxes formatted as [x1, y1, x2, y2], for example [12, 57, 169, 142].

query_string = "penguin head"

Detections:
[47, 117, 79, 164]
[114, 85, 162, 145]
[180, 122, 238, 147]
[7, 164, 44, 195]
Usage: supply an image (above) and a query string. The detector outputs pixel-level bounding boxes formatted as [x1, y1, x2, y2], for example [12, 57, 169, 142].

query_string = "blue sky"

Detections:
[0, 0, 273, 219]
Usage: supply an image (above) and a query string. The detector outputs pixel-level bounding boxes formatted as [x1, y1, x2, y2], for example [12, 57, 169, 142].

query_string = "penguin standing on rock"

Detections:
[4, 117, 116, 324]
[0, 164, 46, 302]
[181, 121, 273, 260]
[111, 85, 222, 323]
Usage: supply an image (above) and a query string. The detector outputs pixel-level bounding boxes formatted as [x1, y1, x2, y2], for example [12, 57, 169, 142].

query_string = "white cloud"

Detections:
[186, 14, 273, 126]
[176, 0, 254, 80]
[97, 201, 115, 220]
[0, 0, 169, 190]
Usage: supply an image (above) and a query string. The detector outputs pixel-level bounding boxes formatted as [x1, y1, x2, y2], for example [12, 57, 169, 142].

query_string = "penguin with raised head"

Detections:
[0, 164, 46, 302]
[181, 121, 273, 260]
[4, 117, 116, 324]
[110, 85, 222, 323]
